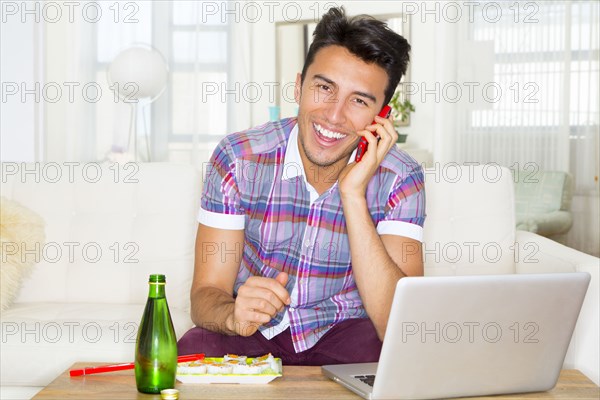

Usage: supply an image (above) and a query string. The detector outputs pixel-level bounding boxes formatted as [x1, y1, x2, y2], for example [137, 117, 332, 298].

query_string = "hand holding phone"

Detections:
[355, 105, 392, 162]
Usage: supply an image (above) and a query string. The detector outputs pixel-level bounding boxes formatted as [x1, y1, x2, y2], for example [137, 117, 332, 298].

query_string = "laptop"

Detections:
[322, 272, 590, 399]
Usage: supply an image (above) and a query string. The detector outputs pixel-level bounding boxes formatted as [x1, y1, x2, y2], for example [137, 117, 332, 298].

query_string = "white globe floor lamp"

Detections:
[107, 44, 168, 162]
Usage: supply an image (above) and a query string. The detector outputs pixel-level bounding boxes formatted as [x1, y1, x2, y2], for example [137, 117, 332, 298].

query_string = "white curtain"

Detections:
[43, 1, 153, 161]
[439, 0, 599, 255]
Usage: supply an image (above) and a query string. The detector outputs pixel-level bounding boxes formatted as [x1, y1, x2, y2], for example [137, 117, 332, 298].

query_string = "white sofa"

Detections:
[1, 163, 200, 399]
[1, 162, 598, 399]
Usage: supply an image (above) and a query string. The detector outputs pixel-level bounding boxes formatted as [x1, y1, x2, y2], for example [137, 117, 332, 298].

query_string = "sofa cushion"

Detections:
[1, 163, 200, 311]
[0, 386, 42, 400]
[0, 302, 194, 387]
[423, 165, 516, 275]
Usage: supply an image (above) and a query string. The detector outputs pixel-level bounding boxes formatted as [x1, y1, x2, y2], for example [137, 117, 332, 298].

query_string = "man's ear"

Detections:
[294, 72, 302, 104]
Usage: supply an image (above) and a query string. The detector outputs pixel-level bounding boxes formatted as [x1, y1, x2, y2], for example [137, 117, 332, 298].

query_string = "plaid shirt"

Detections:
[199, 118, 426, 352]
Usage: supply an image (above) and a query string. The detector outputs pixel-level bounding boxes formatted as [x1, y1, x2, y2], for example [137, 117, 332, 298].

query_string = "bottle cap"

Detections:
[160, 388, 179, 399]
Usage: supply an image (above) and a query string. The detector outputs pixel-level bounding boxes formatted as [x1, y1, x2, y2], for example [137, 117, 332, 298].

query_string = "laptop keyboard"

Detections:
[353, 374, 376, 387]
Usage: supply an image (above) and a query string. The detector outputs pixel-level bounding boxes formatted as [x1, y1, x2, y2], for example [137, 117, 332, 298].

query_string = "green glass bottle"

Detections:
[135, 274, 178, 394]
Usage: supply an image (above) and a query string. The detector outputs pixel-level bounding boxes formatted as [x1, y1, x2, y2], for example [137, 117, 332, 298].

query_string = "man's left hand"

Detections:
[339, 114, 398, 198]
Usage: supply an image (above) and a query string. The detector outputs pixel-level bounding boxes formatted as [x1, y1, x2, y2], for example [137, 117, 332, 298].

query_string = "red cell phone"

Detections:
[355, 105, 392, 162]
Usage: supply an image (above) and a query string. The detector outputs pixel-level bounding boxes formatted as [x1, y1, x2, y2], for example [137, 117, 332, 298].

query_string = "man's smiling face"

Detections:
[294, 45, 389, 171]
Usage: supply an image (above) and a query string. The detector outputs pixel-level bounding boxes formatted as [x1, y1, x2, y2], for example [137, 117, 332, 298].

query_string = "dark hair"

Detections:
[300, 7, 411, 106]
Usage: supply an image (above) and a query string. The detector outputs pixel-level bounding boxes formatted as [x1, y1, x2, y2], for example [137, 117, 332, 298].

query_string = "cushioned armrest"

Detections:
[531, 210, 573, 236]
[515, 230, 599, 385]
[515, 230, 598, 273]
[516, 218, 538, 233]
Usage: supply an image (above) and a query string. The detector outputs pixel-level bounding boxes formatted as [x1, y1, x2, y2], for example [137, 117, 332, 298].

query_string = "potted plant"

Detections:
[389, 90, 415, 144]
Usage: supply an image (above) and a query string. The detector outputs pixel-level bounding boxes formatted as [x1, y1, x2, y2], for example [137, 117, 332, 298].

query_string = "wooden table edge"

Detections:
[33, 364, 600, 400]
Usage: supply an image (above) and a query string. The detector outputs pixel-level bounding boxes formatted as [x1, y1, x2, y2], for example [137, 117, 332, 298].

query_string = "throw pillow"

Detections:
[0, 197, 45, 311]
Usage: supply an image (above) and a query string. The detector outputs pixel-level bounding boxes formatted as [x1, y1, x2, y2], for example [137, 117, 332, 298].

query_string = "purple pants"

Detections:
[177, 318, 382, 365]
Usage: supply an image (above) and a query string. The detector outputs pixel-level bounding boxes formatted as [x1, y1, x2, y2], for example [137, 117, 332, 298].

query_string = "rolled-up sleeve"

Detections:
[198, 139, 246, 230]
[376, 165, 426, 242]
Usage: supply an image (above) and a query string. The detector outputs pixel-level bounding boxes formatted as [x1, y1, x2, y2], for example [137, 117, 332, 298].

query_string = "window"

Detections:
[169, 1, 229, 140]
[455, 0, 599, 187]
[467, 1, 599, 130]
[92, 1, 230, 161]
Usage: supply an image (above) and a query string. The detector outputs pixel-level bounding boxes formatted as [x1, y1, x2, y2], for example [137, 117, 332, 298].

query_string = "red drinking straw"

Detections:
[69, 354, 205, 377]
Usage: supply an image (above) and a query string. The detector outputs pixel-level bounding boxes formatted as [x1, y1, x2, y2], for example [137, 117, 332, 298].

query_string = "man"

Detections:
[177, 7, 425, 365]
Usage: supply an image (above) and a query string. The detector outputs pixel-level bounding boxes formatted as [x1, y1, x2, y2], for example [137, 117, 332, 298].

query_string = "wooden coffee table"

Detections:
[33, 363, 599, 399]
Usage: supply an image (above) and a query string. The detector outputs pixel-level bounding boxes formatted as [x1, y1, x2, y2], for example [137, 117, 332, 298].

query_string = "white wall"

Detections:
[276, 23, 304, 118]
[402, 16, 436, 153]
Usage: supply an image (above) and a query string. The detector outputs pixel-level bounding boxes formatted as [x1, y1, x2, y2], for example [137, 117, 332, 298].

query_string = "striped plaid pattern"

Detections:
[201, 118, 425, 352]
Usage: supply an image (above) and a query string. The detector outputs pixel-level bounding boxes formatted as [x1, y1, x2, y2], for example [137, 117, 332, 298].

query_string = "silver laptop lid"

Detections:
[372, 273, 590, 399]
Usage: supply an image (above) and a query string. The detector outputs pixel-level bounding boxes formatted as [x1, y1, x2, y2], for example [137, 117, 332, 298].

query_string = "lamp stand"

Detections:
[126, 102, 152, 162]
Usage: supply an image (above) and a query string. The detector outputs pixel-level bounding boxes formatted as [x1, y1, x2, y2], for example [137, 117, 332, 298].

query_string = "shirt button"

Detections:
[289, 307, 296, 312]
[304, 240, 311, 248]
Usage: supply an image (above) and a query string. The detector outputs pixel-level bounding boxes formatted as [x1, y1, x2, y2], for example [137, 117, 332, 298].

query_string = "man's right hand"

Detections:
[191, 224, 291, 337]
[229, 272, 291, 336]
